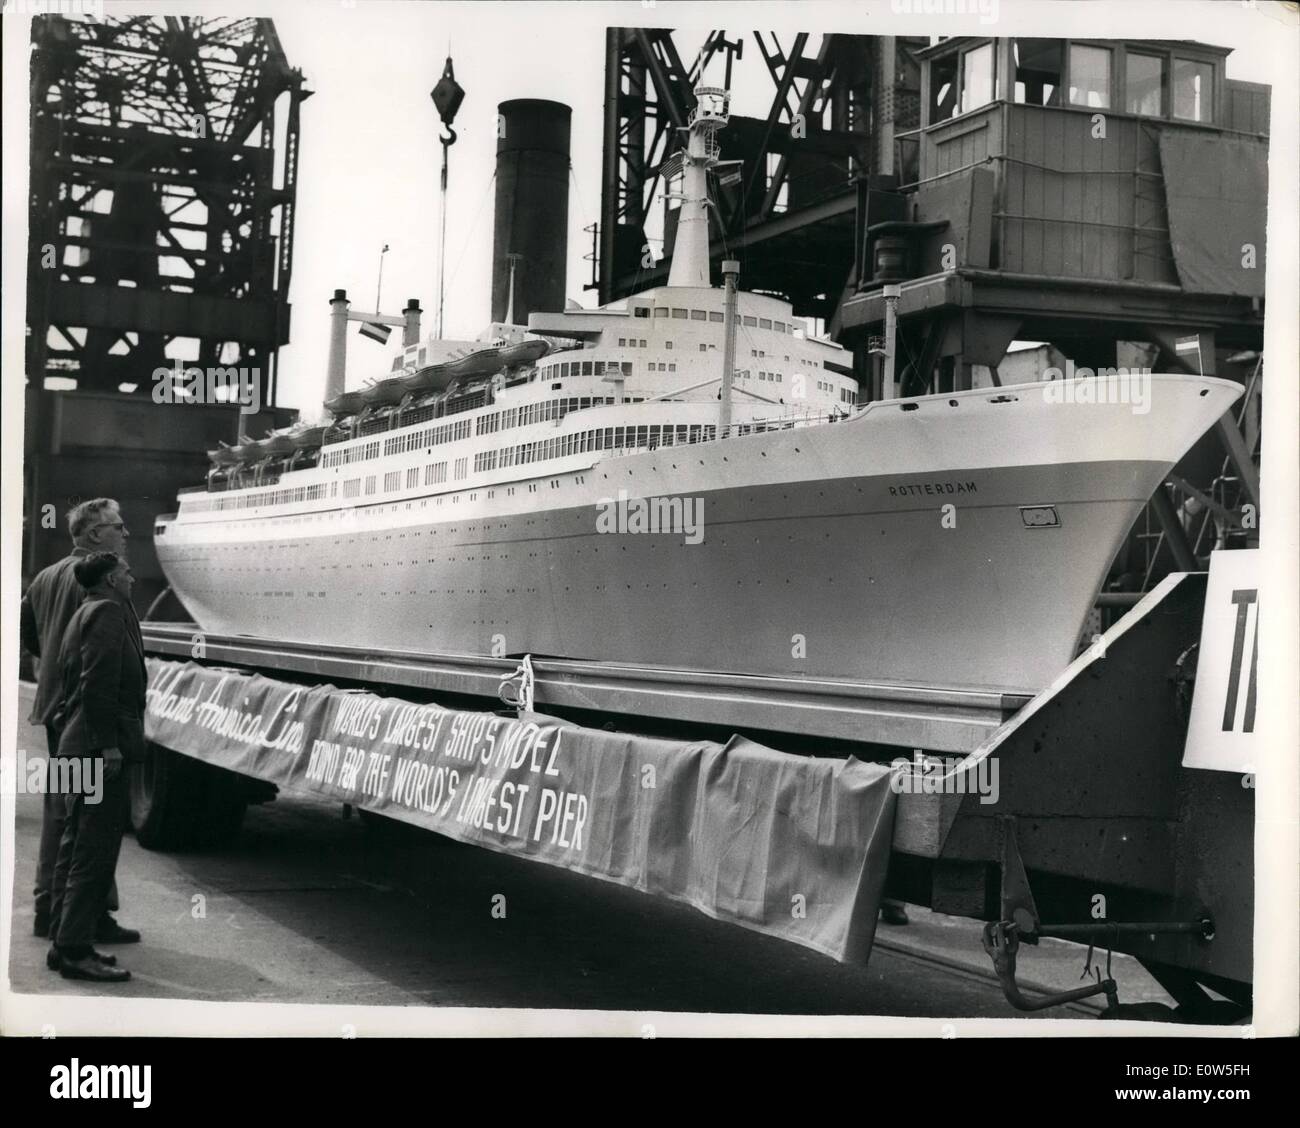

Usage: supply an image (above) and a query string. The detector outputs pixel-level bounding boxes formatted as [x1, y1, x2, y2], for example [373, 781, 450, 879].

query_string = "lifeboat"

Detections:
[262, 431, 296, 456]
[323, 389, 367, 417]
[288, 424, 328, 449]
[400, 363, 458, 395]
[360, 376, 409, 407]
[445, 347, 503, 378]
[236, 439, 268, 460]
[500, 338, 550, 367]
[207, 443, 242, 467]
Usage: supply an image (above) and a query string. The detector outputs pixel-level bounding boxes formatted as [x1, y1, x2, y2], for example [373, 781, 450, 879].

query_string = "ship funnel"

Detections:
[492, 99, 571, 324]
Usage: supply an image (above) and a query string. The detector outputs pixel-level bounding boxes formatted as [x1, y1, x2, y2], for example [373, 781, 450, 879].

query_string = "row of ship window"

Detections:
[630, 306, 798, 335]
[320, 396, 626, 469]
[185, 418, 816, 514]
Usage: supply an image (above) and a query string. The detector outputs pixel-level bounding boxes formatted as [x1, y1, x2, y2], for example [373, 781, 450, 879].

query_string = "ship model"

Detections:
[156, 86, 1239, 696]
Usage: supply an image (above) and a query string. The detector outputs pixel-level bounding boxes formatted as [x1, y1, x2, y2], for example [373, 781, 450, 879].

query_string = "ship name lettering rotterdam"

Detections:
[887, 480, 979, 497]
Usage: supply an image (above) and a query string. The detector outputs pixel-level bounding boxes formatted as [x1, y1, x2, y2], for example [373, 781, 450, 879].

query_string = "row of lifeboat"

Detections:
[207, 337, 552, 471]
[324, 338, 550, 417]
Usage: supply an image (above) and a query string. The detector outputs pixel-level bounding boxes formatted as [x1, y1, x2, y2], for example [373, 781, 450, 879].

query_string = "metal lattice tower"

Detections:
[27, 14, 310, 401]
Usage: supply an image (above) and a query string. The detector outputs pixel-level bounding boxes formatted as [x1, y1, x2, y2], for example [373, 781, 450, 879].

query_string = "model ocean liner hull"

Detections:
[156, 376, 1238, 695]
[154, 83, 1242, 696]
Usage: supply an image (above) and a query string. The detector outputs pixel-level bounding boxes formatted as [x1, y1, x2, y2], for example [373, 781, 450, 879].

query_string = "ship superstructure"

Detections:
[156, 84, 1240, 696]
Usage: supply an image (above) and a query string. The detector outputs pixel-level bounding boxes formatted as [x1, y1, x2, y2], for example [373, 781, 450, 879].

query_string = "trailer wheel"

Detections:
[129, 740, 247, 850]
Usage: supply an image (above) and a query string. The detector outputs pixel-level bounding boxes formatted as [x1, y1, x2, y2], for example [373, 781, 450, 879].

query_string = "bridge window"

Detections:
[1125, 51, 1164, 117]
[691, 309, 707, 320]
[1173, 57, 1213, 123]
[654, 307, 669, 318]
[1068, 44, 1111, 109]
[709, 311, 723, 322]
[633, 306, 650, 317]
[1012, 38, 1062, 106]
[931, 52, 958, 122]
[672, 308, 688, 319]
[960, 42, 995, 114]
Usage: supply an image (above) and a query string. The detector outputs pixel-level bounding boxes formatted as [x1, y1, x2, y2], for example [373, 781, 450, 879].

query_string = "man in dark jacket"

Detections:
[47, 552, 147, 982]
[20, 497, 138, 944]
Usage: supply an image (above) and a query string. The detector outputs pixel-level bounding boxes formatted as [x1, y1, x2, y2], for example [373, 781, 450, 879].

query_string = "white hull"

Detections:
[157, 376, 1240, 696]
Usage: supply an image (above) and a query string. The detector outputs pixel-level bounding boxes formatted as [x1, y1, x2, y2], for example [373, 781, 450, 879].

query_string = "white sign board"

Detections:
[1183, 549, 1259, 774]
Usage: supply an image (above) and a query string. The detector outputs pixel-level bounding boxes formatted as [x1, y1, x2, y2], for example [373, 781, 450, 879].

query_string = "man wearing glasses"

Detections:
[20, 497, 141, 948]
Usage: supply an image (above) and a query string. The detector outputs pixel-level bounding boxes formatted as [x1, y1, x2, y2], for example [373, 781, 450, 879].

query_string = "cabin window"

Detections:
[582, 361, 593, 376]
[418, 348, 427, 364]
[654, 307, 669, 318]
[672, 308, 688, 319]
[691, 309, 707, 321]
[665, 340, 672, 349]
[454, 457, 468, 480]
[1012, 38, 1063, 106]
[634, 306, 649, 317]
[668, 363, 677, 372]
[364, 476, 376, 495]
[1068, 44, 1111, 109]
[639, 339, 647, 347]
[1125, 52, 1165, 116]
[709, 311, 723, 323]
[743, 315, 757, 327]
[760, 318, 772, 329]
[960, 43, 995, 113]
[930, 52, 958, 122]
[618, 338, 626, 347]
[774, 321, 786, 332]
[1172, 57, 1213, 122]
[406, 467, 419, 489]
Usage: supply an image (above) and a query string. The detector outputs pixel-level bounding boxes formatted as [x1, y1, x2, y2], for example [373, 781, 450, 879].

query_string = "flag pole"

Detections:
[375, 243, 389, 313]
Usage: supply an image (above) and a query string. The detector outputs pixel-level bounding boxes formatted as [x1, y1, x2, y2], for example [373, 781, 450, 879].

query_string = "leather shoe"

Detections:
[48, 947, 116, 970]
[59, 954, 131, 983]
[96, 916, 141, 944]
[34, 913, 51, 939]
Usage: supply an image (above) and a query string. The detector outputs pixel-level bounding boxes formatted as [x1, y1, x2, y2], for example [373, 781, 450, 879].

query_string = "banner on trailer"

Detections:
[144, 658, 896, 962]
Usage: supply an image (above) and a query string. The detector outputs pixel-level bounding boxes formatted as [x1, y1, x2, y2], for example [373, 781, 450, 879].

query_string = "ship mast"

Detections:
[667, 86, 733, 288]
